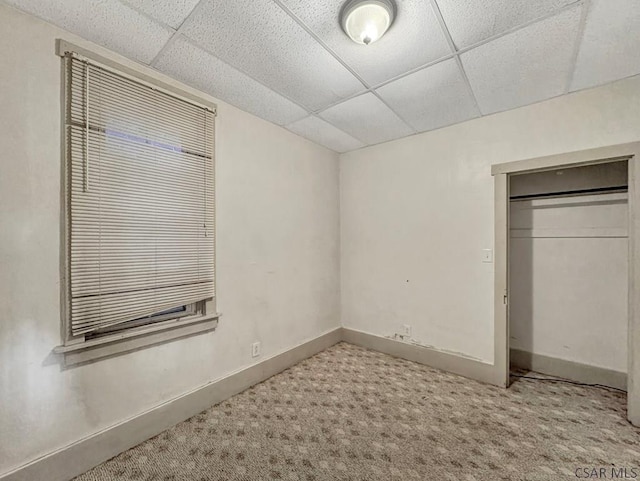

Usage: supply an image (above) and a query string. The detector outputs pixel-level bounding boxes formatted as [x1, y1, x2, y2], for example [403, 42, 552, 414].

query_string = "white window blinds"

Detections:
[65, 54, 215, 336]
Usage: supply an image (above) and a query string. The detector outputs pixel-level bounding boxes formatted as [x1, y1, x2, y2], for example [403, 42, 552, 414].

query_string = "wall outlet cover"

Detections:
[252, 342, 261, 358]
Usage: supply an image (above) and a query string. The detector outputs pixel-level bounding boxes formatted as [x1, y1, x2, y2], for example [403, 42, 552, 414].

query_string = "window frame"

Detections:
[54, 40, 220, 366]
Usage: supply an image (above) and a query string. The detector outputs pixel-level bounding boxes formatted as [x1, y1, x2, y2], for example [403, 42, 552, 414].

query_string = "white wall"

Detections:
[509, 171, 628, 372]
[0, 5, 340, 475]
[340, 74, 640, 363]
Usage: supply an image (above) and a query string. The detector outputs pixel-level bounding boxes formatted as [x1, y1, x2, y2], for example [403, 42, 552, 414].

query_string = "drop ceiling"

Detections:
[4, 0, 640, 153]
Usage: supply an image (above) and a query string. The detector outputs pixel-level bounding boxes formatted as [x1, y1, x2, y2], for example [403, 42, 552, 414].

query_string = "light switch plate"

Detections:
[482, 249, 493, 263]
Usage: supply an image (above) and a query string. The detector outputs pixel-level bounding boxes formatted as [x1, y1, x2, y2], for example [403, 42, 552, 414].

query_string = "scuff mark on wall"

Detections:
[385, 333, 486, 363]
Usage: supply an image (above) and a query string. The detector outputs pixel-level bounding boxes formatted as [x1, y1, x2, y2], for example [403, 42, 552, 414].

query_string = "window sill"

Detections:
[54, 313, 221, 367]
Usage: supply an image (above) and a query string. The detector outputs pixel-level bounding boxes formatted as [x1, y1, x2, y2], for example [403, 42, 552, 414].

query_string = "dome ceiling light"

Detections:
[340, 0, 396, 45]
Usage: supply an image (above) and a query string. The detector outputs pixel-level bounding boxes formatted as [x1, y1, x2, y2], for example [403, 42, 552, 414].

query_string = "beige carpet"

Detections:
[75, 342, 640, 481]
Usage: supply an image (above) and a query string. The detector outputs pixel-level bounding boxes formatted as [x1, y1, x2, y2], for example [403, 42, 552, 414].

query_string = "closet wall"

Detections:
[509, 162, 628, 374]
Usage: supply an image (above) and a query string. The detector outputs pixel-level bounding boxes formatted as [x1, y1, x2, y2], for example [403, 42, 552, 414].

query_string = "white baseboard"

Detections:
[2, 327, 509, 481]
[342, 328, 497, 385]
[0, 327, 342, 481]
[510, 348, 627, 391]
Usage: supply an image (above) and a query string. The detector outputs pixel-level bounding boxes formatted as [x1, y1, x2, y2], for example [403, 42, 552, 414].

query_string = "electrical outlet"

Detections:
[251, 342, 261, 358]
[402, 324, 411, 337]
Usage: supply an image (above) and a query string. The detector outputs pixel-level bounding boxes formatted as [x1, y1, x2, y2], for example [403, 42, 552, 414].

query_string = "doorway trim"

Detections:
[491, 142, 640, 426]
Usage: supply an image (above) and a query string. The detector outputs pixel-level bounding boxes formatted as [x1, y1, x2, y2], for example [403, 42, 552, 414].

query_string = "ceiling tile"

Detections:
[460, 6, 582, 115]
[376, 58, 480, 132]
[4, 0, 173, 63]
[286, 116, 365, 153]
[154, 36, 308, 126]
[121, 0, 200, 29]
[570, 0, 640, 92]
[319, 93, 414, 145]
[180, 0, 365, 112]
[278, 0, 452, 86]
[436, 0, 577, 49]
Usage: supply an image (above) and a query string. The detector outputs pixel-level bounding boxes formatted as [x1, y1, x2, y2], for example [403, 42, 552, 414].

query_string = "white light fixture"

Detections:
[340, 0, 395, 45]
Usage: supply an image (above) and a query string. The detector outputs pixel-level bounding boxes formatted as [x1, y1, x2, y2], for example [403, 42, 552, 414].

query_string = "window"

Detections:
[56, 45, 218, 364]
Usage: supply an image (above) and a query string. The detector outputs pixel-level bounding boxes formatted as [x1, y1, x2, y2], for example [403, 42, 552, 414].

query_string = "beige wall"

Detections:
[340, 74, 640, 363]
[0, 5, 340, 475]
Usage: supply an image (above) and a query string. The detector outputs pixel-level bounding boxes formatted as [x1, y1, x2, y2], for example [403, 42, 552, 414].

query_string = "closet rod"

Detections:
[510, 185, 628, 201]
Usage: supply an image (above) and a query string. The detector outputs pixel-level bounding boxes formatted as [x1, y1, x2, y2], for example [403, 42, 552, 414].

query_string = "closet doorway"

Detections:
[509, 161, 628, 389]
[491, 143, 640, 426]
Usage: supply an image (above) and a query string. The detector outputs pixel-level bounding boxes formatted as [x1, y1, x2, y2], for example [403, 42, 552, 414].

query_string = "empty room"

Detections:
[1, 0, 640, 480]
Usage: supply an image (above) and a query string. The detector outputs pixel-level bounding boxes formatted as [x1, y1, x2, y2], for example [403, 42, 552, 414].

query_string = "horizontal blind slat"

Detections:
[72, 274, 215, 297]
[69, 61, 208, 122]
[70, 64, 211, 157]
[71, 282, 214, 316]
[71, 282, 214, 334]
[66, 55, 215, 336]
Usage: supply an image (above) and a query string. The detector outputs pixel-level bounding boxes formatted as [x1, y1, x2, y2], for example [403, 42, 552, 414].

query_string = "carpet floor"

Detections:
[75, 342, 640, 481]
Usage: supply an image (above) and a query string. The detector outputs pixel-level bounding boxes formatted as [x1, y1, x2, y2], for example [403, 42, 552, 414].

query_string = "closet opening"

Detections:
[491, 143, 640, 425]
[508, 161, 628, 391]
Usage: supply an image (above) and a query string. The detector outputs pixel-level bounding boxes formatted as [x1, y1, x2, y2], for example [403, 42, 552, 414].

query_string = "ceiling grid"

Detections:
[427, 0, 482, 123]
[272, 0, 419, 139]
[563, 0, 591, 94]
[3, 0, 639, 153]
